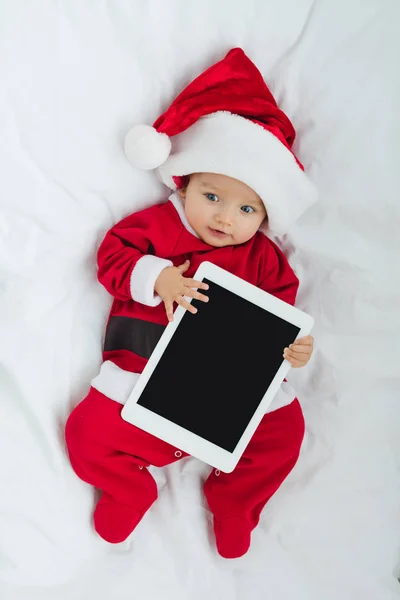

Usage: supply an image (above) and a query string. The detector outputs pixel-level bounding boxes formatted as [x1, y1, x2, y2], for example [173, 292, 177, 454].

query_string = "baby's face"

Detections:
[180, 173, 267, 247]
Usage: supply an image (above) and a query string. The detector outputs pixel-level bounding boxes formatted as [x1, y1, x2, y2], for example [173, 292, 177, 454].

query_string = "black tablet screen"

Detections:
[137, 280, 300, 453]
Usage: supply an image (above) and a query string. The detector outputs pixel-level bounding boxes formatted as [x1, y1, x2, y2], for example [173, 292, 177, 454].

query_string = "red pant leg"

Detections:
[65, 387, 187, 541]
[204, 399, 305, 556]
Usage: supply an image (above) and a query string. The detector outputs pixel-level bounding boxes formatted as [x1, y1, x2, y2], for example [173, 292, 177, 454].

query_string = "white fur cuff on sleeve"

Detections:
[130, 254, 173, 307]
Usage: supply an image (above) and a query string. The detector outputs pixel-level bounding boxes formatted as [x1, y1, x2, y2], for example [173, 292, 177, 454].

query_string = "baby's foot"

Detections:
[213, 517, 251, 559]
[94, 495, 142, 543]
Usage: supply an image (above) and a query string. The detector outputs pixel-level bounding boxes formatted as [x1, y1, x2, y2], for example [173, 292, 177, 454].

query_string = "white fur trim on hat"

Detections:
[125, 125, 172, 170]
[157, 112, 317, 236]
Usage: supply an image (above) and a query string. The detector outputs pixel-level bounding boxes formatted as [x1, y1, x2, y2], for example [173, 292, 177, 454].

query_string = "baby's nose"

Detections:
[217, 209, 233, 225]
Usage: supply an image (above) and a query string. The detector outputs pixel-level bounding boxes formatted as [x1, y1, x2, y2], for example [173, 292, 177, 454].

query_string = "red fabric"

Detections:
[97, 200, 299, 374]
[65, 388, 305, 554]
[152, 48, 303, 169]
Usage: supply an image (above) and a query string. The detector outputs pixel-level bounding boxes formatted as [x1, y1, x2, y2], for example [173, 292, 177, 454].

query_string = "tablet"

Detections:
[122, 261, 314, 473]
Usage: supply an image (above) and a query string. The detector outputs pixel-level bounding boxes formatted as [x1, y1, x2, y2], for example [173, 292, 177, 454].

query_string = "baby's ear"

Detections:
[179, 187, 187, 199]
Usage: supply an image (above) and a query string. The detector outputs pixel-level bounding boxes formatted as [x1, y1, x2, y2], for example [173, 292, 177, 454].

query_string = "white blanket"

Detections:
[1, 1, 399, 599]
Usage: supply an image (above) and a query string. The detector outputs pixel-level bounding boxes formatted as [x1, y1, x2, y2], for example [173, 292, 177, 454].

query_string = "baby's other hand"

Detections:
[283, 335, 314, 368]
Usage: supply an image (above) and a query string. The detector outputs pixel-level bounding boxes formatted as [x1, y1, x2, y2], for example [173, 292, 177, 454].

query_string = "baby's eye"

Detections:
[205, 193, 219, 202]
[241, 205, 255, 214]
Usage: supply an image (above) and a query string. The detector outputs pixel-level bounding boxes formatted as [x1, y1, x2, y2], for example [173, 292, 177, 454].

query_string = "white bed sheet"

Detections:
[1, 1, 400, 599]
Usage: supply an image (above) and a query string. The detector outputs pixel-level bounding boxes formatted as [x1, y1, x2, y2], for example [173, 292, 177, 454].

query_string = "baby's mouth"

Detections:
[209, 227, 229, 238]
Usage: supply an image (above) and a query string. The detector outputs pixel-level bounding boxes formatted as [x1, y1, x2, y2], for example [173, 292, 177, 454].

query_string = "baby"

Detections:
[65, 48, 317, 559]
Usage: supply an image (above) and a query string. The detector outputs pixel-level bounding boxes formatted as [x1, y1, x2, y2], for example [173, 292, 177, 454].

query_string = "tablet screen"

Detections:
[137, 280, 300, 453]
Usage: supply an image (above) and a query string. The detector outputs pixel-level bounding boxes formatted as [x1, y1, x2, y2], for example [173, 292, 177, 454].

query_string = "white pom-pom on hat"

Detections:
[124, 125, 172, 170]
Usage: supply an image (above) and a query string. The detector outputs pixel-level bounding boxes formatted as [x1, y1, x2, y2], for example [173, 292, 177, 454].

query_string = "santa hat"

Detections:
[124, 48, 317, 236]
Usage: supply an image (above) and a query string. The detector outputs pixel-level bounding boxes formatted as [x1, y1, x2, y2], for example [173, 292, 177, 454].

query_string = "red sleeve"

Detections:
[97, 204, 169, 301]
[257, 238, 299, 306]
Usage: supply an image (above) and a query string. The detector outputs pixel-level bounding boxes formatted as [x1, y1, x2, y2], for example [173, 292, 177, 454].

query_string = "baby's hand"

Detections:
[155, 260, 209, 322]
[283, 335, 314, 368]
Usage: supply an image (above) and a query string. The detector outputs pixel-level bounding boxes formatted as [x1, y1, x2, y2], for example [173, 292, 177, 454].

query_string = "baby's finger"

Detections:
[177, 296, 198, 315]
[177, 260, 191, 274]
[288, 345, 312, 355]
[164, 299, 174, 322]
[283, 353, 305, 368]
[184, 288, 209, 303]
[289, 358, 306, 368]
[293, 336, 313, 347]
[284, 347, 310, 361]
[184, 278, 209, 291]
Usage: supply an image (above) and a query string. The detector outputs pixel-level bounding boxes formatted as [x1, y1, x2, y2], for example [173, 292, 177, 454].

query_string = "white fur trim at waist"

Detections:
[91, 361, 140, 405]
[91, 361, 296, 412]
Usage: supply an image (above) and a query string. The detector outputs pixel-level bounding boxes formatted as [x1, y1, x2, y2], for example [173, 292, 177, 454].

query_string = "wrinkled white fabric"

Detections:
[0, 1, 399, 599]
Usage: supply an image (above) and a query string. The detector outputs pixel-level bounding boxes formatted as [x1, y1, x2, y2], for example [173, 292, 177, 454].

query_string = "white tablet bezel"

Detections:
[122, 261, 314, 473]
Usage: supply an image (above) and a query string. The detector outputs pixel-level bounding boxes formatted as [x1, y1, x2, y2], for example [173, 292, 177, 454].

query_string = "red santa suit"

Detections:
[65, 194, 305, 559]
[66, 46, 317, 559]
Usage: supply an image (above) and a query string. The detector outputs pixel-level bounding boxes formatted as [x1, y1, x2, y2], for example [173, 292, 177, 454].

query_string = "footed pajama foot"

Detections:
[94, 494, 143, 543]
[213, 517, 251, 559]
